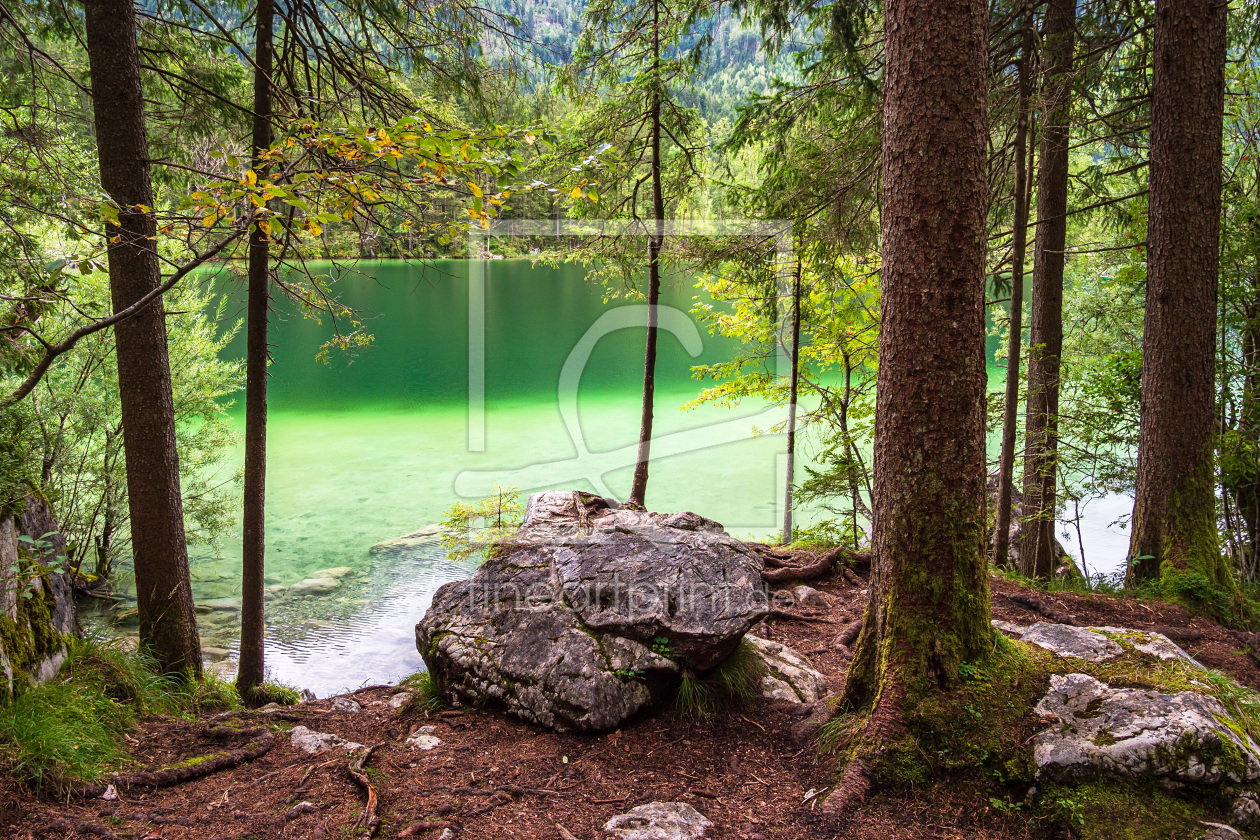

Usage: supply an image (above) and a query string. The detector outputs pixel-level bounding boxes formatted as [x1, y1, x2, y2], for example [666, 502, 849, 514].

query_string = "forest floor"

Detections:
[4, 568, 1259, 840]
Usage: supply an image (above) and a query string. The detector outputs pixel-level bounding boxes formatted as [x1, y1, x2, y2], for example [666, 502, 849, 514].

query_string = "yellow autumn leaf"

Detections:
[571, 186, 582, 199]
[245, 170, 257, 186]
[468, 182, 483, 198]
[308, 222, 323, 236]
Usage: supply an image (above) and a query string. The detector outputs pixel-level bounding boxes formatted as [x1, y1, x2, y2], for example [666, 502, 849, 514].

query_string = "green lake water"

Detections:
[90, 258, 1132, 695]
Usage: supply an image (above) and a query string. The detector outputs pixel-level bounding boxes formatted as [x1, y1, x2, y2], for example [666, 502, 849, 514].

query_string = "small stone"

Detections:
[407, 726, 441, 750]
[604, 802, 712, 840]
[1200, 823, 1244, 840]
[790, 585, 833, 609]
[389, 691, 414, 710]
[330, 696, 362, 713]
[101, 785, 117, 801]
[289, 725, 363, 754]
[299, 688, 317, 703]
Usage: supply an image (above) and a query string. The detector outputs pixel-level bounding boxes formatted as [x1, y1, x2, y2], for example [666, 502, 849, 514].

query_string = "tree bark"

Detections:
[628, 0, 665, 509]
[1127, 0, 1227, 587]
[993, 5, 1034, 569]
[237, 0, 275, 700]
[1019, 0, 1075, 579]
[782, 257, 803, 543]
[835, 0, 990, 787]
[83, 0, 201, 677]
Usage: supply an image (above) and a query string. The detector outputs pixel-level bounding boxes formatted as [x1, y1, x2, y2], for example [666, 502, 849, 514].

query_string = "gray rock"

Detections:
[288, 725, 363, 754]
[416, 492, 768, 732]
[330, 696, 362, 713]
[1034, 673, 1260, 783]
[290, 577, 342, 596]
[603, 802, 712, 840]
[1200, 823, 1244, 840]
[1232, 792, 1260, 830]
[388, 691, 413, 710]
[1013, 622, 1203, 669]
[744, 635, 826, 704]
[1020, 624, 1124, 662]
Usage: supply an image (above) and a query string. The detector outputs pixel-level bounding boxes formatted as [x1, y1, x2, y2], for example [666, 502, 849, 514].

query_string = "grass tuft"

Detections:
[673, 641, 766, 720]
[398, 670, 447, 712]
[0, 634, 240, 791]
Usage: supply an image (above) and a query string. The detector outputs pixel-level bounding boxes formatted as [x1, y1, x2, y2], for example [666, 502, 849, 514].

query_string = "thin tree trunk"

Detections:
[82, 0, 201, 677]
[782, 257, 803, 544]
[628, 0, 664, 509]
[828, 0, 989, 811]
[1127, 0, 1227, 588]
[993, 5, 1034, 569]
[1019, 0, 1075, 579]
[237, 0, 275, 700]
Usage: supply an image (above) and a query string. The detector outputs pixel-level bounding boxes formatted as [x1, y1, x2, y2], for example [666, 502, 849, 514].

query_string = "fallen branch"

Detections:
[347, 744, 382, 839]
[399, 821, 453, 837]
[80, 731, 276, 797]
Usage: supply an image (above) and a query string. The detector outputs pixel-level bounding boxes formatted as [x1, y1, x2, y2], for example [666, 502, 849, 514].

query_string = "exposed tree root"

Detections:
[768, 608, 835, 624]
[759, 546, 870, 584]
[835, 620, 863, 649]
[79, 730, 276, 798]
[1004, 591, 1077, 625]
[347, 744, 382, 839]
[820, 685, 908, 818]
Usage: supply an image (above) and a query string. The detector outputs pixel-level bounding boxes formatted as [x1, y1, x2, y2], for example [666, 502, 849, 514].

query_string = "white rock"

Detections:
[407, 726, 441, 750]
[288, 725, 364, 755]
[101, 784, 117, 801]
[1033, 673, 1260, 784]
[991, 619, 1028, 637]
[603, 802, 712, 840]
[330, 696, 362, 713]
[388, 691, 413, 709]
[744, 635, 827, 704]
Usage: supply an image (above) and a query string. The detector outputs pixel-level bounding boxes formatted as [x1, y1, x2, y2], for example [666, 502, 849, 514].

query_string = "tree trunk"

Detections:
[83, 0, 201, 677]
[237, 0, 275, 700]
[1127, 0, 1227, 588]
[782, 257, 803, 544]
[828, 0, 989, 811]
[993, 5, 1034, 569]
[1019, 0, 1075, 579]
[628, 0, 665, 509]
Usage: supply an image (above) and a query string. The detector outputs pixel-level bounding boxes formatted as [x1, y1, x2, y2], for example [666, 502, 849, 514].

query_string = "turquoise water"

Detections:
[95, 260, 803, 695]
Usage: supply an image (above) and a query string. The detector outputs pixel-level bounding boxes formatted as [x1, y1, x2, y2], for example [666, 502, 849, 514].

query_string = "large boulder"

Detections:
[1034, 673, 1260, 784]
[415, 491, 769, 732]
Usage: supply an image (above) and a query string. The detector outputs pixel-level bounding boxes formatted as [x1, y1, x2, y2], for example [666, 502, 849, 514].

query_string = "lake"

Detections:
[87, 258, 1135, 696]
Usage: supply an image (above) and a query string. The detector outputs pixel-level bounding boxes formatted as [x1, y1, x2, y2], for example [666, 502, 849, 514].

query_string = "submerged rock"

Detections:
[415, 491, 769, 732]
[290, 577, 342, 596]
[744, 635, 827, 704]
[603, 802, 712, 840]
[1033, 673, 1260, 784]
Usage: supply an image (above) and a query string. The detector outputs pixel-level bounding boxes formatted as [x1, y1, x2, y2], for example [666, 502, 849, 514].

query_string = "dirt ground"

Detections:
[5, 568, 1259, 840]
